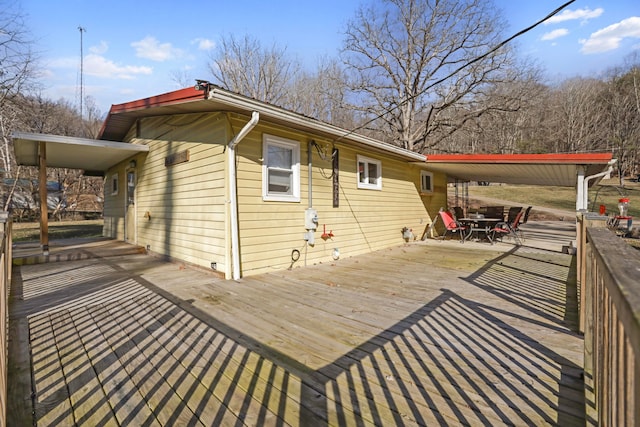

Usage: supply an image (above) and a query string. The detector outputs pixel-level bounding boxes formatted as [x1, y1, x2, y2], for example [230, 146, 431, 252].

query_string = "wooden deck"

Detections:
[8, 223, 585, 426]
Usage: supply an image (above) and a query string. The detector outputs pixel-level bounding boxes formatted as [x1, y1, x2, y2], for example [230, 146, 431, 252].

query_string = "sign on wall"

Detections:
[165, 149, 190, 167]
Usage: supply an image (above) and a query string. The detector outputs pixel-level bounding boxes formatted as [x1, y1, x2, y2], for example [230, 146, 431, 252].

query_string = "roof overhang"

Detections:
[99, 86, 426, 163]
[12, 132, 149, 175]
[422, 153, 615, 187]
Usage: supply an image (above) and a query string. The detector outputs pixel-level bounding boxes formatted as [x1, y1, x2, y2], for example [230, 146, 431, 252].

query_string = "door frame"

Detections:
[124, 165, 137, 243]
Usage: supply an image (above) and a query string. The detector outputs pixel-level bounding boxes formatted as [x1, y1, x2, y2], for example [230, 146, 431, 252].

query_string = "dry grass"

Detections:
[12, 219, 104, 242]
[465, 178, 640, 218]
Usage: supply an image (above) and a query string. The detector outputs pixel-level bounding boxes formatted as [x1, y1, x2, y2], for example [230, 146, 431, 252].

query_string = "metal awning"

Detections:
[12, 132, 149, 174]
[422, 153, 615, 187]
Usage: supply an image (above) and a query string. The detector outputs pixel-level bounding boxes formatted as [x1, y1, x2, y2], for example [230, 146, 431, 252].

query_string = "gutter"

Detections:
[228, 111, 259, 280]
[577, 159, 616, 211]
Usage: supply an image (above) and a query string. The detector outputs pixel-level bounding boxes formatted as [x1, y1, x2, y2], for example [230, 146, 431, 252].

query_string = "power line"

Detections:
[334, 0, 577, 146]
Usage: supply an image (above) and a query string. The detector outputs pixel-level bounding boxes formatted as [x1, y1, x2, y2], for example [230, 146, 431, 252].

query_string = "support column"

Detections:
[576, 165, 586, 211]
[38, 142, 49, 255]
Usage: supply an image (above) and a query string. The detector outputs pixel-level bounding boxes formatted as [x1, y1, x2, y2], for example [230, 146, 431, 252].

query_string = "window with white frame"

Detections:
[110, 173, 118, 196]
[357, 155, 382, 190]
[420, 170, 434, 194]
[262, 135, 300, 202]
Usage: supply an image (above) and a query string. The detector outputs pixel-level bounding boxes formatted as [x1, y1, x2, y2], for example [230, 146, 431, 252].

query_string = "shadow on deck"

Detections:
[8, 226, 584, 426]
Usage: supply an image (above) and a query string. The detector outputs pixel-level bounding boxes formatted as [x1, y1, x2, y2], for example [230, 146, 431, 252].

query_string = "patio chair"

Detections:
[522, 206, 533, 224]
[491, 209, 525, 245]
[489, 206, 505, 219]
[451, 206, 464, 220]
[438, 209, 468, 243]
[506, 207, 522, 223]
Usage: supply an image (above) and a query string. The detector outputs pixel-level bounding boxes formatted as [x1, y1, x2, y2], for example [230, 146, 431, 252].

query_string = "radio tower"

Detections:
[78, 26, 86, 136]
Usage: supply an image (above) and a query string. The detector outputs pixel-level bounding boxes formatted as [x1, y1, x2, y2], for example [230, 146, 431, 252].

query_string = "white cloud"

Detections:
[541, 28, 569, 41]
[545, 7, 604, 25]
[131, 36, 183, 61]
[192, 38, 215, 51]
[89, 41, 109, 55]
[580, 17, 640, 54]
[46, 52, 153, 80]
[84, 54, 153, 79]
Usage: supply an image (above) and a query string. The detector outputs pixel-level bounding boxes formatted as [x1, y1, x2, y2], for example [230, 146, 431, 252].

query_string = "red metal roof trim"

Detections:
[107, 87, 205, 115]
[425, 153, 613, 164]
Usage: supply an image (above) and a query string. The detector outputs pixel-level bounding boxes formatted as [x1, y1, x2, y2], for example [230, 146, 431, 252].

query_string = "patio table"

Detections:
[458, 217, 502, 243]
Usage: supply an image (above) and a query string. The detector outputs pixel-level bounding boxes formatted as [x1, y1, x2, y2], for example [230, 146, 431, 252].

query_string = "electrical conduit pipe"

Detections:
[228, 111, 259, 280]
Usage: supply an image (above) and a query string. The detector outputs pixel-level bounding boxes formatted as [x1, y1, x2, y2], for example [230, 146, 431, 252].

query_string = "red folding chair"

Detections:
[438, 209, 468, 243]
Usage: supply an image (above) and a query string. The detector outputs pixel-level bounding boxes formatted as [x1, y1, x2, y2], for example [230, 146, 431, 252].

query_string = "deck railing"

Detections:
[0, 212, 12, 427]
[578, 215, 640, 426]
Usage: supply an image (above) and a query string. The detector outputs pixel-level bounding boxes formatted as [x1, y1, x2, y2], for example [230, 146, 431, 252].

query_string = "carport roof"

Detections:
[423, 153, 615, 187]
[12, 132, 149, 174]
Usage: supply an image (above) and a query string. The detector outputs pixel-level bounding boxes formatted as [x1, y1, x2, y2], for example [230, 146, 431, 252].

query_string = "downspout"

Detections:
[228, 111, 259, 280]
[578, 160, 616, 211]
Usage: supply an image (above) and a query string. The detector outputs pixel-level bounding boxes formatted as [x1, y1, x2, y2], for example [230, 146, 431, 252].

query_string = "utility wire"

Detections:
[334, 0, 577, 144]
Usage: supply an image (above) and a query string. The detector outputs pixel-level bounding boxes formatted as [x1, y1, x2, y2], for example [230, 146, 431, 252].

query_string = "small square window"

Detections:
[420, 171, 434, 193]
[262, 135, 300, 202]
[110, 173, 118, 196]
[357, 155, 381, 190]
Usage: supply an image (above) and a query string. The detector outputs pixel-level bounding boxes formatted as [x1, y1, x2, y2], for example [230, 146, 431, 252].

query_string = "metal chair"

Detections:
[491, 209, 525, 245]
[507, 207, 522, 223]
[522, 206, 533, 224]
[451, 206, 464, 220]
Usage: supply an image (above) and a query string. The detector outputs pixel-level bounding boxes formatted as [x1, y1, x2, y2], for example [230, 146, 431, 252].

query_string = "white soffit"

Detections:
[421, 155, 614, 187]
[12, 132, 149, 173]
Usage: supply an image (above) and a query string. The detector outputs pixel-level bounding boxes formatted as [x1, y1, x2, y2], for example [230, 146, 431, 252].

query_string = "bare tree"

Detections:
[547, 77, 608, 154]
[208, 34, 300, 106]
[601, 61, 640, 185]
[341, 0, 532, 153]
[0, 3, 35, 107]
[169, 68, 193, 89]
[0, 1, 36, 176]
[82, 95, 104, 138]
[287, 57, 357, 129]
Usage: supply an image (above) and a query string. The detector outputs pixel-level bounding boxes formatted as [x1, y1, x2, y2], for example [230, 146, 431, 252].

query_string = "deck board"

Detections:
[8, 227, 585, 426]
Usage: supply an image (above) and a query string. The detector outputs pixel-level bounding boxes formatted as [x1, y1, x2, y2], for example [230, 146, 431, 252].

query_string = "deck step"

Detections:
[12, 239, 146, 266]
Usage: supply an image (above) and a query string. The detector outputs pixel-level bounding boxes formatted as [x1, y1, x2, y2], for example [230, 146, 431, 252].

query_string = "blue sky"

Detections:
[19, 0, 640, 115]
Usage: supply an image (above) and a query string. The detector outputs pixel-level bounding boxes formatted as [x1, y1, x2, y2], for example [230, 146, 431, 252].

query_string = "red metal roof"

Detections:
[107, 87, 205, 114]
[426, 153, 613, 164]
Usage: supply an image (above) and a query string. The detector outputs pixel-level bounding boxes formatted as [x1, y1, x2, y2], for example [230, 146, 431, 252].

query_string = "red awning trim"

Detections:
[425, 153, 613, 164]
[107, 87, 204, 114]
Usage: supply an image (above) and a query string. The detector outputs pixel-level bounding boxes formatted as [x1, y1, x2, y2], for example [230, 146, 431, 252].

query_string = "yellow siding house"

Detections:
[98, 84, 446, 279]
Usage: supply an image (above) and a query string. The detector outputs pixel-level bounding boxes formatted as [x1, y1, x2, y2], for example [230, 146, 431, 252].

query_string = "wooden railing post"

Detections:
[584, 227, 640, 425]
[577, 212, 609, 334]
[0, 211, 11, 427]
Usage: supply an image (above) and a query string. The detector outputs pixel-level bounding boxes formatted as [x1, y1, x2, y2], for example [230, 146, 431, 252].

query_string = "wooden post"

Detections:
[577, 213, 585, 334]
[38, 142, 49, 255]
[578, 212, 609, 334]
